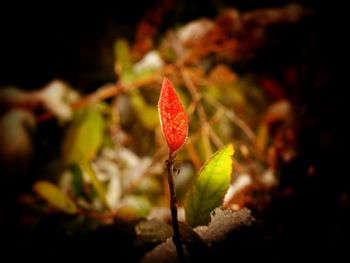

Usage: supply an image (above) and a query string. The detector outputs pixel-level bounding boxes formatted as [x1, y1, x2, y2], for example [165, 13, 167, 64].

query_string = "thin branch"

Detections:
[122, 146, 166, 196]
[185, 139, 202, 171]
[36, 68, 166, 123]
[208, 127, 224, 148]
[180, 67, 212, 158]
[203, 94, 257, 145]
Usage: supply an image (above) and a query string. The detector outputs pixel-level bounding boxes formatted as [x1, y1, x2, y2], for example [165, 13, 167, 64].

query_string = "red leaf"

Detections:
[158, 77, 188, 155]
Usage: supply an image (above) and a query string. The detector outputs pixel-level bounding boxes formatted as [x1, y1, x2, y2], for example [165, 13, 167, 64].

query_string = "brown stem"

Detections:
[165, 154, 185, 263]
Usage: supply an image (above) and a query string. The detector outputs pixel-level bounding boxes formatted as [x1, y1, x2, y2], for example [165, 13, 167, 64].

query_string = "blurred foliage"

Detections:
[62, 107, 105, 164]
[0, 2, 308, 261]
[34, 180, 77, 214]
[77, 151, 110, 210]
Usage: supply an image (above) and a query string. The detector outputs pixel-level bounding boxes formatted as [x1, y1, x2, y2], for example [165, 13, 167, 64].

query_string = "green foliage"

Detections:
[33, 180, 77, 214]
[19, 5, 301, 247]
[69, 164, 84, 197]
[184, 144, 234, 227]
[129, 90, 159, 130]
[114, 38, 133, 83]
[77, 152, 110, 210]
[62, 107, 104, 165]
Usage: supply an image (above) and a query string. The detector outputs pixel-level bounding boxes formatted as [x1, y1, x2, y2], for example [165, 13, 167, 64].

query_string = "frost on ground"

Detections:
[194, 207, 254, 243]
[141, 207, 254, 263]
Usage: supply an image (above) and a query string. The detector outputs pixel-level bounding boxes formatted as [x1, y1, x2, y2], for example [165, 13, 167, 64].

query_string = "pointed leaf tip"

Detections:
[158, 77, 188, 154]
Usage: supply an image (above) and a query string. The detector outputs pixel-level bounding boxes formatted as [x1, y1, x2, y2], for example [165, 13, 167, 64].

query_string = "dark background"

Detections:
[1, 0, 332, 89]
[1, 0, 348, 262]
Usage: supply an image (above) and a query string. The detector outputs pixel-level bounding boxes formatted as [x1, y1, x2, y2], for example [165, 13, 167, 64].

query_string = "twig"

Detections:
[180, 67, 212, 158]
[185, 139, 202, 171]
[36, 68, 167, 123]
[203, 94, 257, 145]
[168, 31, 214, 159]
[208, 127, 224, 148]
[165, 154, 186, 263]
[73, 83, 123, 109]
[122, 145, 166, 196]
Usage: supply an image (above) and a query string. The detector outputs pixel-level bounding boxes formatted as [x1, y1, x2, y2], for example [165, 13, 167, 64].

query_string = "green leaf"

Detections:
[33, 180, 77, 214]
[78, 152, 110, 210]
[69, 163, 84, 197]
[62, 107, 104, 165]
[114, 38, 133, 83]
[184, 144, 234, 227]
[133, 68, 156, 81]
[129, 90, 159, 130]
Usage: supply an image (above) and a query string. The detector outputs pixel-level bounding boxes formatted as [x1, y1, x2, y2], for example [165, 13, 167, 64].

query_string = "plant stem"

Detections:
[165, 155, 185, 263]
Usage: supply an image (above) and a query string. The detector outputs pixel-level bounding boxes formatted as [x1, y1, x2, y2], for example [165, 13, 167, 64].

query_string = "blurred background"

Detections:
[0, 0, 348, 262]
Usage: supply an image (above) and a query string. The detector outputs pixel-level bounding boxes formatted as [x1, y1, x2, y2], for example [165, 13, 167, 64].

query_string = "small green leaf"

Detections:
[114, 38, 133, 83]
[78, 153, 110, 210]
[184, 144, 234, 227]
[133, 68, 156, 81]
[62, 107, 104, 165]
[130, 90, 159, 130]
[69, 163, 84, 197]
[34, 180, 77, 214]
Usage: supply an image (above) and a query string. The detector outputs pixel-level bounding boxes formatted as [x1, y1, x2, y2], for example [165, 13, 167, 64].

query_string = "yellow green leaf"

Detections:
[62, 107, 104, 164]
[69, 163, 84, 197]
[129, 90, 159, 130]
[78, 152, 111, 210]
[114, 38, 133, 83]
[185, 144, 234, 227]
[33, 180, 77, 214]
